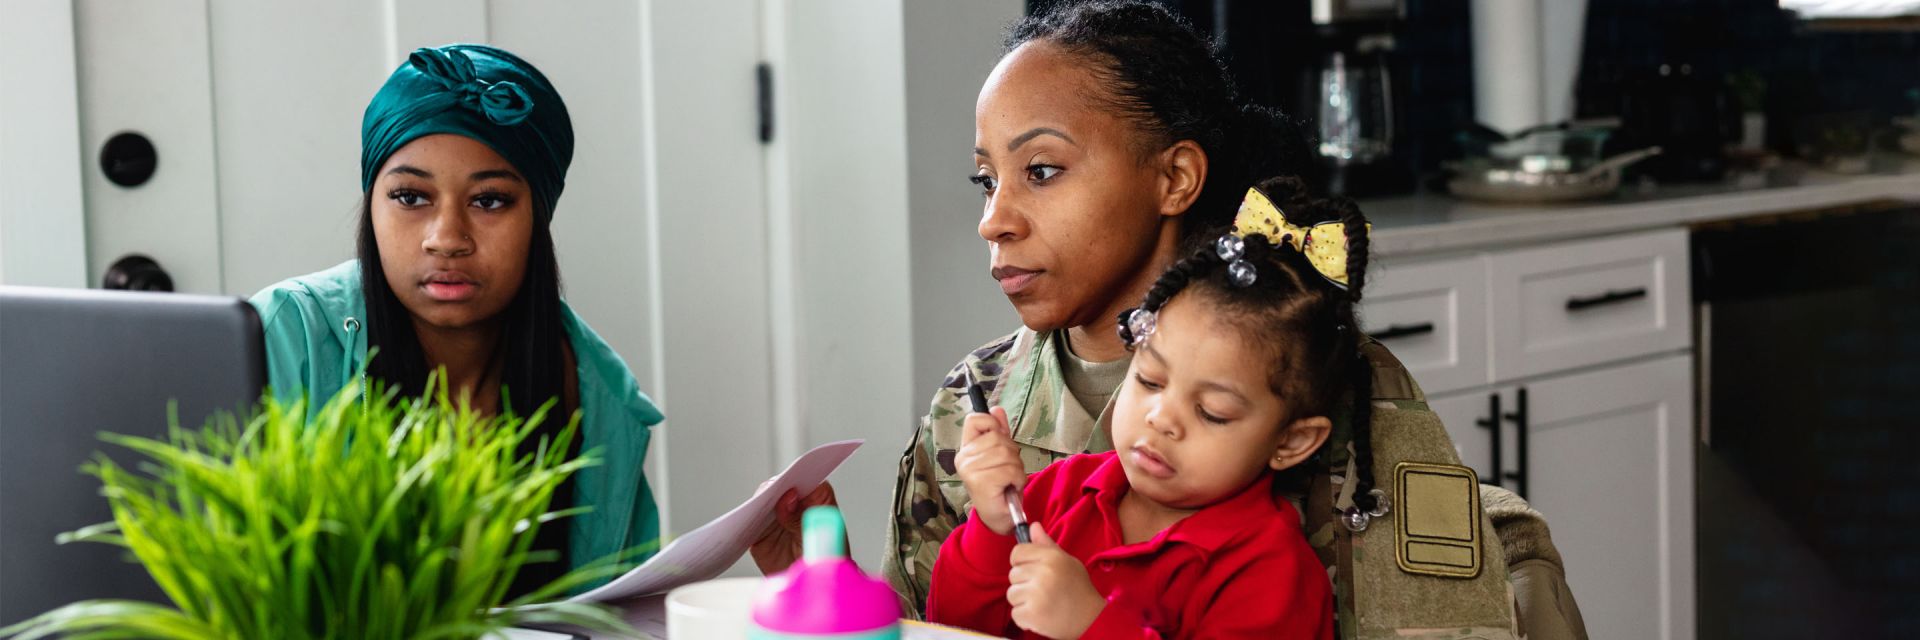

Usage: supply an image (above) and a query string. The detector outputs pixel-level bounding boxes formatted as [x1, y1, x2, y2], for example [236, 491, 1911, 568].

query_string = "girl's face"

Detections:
[972, 41, 1200, 332]
[1111, 294, 1332, 510]
[371, 134, 534, 332]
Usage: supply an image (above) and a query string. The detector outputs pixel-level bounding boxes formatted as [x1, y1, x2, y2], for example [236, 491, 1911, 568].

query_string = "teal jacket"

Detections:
[248, 260, 664, 587]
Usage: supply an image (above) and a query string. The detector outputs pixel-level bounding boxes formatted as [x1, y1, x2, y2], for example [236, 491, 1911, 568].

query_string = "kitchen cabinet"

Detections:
[1366, 227, 1695, 640]
[1486, 229, 1691, 381]
[1364, 253, 1489, 396]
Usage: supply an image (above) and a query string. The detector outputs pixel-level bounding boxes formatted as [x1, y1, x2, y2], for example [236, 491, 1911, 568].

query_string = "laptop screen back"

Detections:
[0, 286, 265, 625]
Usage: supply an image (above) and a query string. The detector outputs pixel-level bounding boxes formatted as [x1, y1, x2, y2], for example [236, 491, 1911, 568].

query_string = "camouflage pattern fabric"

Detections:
[1329, 342, 1519, 639]
[882, 328, 1549, 639]
[882, 328, 1100, 618]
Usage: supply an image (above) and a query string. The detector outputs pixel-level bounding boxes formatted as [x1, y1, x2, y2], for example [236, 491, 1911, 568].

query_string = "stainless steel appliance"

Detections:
[1314, 37, 1395, 171]
[1307, 0, 1413, 197]
[1692, 203, 1920, 638]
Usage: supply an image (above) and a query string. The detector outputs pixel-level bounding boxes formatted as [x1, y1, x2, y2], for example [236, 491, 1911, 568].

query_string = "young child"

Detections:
[927, 178, 1377, 639]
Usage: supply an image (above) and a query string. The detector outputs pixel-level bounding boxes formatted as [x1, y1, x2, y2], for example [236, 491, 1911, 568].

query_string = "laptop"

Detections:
[0, 286, 265, 626]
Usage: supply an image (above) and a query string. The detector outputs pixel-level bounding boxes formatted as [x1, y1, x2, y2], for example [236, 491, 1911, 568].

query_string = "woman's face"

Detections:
[972, 42, 1199, 332]
[370, 134, 534, 332]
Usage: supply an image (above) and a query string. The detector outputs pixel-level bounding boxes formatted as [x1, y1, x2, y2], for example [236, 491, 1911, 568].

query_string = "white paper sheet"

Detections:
[616, 594, 667, 639]
[566, 439, 863, 604]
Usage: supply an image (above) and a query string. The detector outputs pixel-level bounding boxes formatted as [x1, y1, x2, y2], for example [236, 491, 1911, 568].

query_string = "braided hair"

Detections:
[1006, 0, 1311, 237]
[1115, 177, 1381, 514]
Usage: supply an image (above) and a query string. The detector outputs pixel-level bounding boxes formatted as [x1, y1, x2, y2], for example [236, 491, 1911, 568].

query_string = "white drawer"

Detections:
[1361, 254, 1490, 396]
[1488, 228, 1692, 380]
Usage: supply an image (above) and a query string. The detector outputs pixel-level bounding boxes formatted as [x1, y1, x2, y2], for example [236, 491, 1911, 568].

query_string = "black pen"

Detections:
[963, 367, 1031, 544]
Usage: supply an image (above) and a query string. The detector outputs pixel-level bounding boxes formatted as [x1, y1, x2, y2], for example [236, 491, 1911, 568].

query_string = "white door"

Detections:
[73, 0, 225, 293]
[1521, 354, 1696, 640]
[203, 0, 388, 298]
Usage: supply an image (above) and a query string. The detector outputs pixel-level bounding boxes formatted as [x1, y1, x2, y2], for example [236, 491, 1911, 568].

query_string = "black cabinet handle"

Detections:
[1566, 287, 1647, 311]
[1369, 322, 1436, 341]
[1503, 387, 1530, 499]
[1475, 392, 1502, 486]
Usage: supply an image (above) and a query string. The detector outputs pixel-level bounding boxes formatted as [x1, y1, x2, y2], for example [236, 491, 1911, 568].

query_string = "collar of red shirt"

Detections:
[1079, 452, 1298, 563]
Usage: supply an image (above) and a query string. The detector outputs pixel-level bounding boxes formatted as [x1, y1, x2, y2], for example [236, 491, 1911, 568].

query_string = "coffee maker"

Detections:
[1305, 0, 1414, 197]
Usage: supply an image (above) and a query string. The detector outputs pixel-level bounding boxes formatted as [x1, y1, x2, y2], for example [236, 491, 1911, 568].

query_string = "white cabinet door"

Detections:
[1427, 389, 1502, 484]
[1520, 354, 1695, 640]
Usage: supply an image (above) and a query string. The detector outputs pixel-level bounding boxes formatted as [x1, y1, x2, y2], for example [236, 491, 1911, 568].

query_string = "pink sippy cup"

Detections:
[749, 506, 902, 640]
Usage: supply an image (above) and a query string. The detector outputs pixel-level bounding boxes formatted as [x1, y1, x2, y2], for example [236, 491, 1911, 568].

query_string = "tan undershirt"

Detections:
[1059, 331, 1132, 419]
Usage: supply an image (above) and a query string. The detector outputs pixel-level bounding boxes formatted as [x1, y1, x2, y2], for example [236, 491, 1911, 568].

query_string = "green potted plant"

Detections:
[1, 375, 644, 639]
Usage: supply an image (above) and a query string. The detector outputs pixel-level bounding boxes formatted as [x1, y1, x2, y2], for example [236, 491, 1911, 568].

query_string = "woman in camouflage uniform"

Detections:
[753, 2, 1590, 638]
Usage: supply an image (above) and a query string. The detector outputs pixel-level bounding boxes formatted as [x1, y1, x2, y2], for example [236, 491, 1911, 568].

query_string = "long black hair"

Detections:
[1007, 0, 1311, 237]
[1117, 176, 1380, 513]
[355, 196, 571, 420]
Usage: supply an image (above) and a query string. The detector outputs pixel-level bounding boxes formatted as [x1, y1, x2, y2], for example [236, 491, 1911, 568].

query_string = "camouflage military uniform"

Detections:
[883, 327, 1588, 639]
[884, 329, 1096, 617]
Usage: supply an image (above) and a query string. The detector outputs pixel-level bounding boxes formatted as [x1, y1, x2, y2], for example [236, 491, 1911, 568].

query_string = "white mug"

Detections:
[665, 577, 762, 639]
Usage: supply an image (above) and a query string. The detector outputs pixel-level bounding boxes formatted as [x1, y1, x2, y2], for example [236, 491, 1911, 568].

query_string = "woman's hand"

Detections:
[749, 481, 839, 574]
[956, 406, 1025, 536]
[1008, 524, 1104, 639]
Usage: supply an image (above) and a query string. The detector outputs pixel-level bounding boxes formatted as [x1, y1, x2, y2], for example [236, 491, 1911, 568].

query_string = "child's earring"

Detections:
[1269, 449, 1290, 470]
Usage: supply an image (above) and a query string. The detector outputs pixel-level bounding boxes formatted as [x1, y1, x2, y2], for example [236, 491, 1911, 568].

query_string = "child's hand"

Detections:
[956, 406, 1023, 536]
[1008, 524, 1104, 639]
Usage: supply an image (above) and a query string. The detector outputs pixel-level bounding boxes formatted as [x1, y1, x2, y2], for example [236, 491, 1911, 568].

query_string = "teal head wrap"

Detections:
[361, 44, 573, 219]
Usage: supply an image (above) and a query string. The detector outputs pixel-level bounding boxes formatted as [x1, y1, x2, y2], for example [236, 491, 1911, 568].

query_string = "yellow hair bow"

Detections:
[1230, 187, 1367, 288]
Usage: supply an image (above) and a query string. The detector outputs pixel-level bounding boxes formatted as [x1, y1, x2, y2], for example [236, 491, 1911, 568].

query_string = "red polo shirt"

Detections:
[927, 452, 1332, 639]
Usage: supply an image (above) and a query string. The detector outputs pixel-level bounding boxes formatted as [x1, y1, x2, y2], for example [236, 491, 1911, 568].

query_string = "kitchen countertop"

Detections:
[1363, 160, 1920, 258]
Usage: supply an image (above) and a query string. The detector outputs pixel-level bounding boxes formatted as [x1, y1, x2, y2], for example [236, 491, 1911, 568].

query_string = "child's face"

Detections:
[1111, 295, 1332, 510]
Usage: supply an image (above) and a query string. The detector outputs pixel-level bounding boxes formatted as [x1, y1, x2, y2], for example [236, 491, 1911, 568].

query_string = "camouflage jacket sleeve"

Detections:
[881, 409, 957, 621]
[1483, 484, 1590, 640]
[882, 329, 1079, 620]
[882, 333, 1015, 620]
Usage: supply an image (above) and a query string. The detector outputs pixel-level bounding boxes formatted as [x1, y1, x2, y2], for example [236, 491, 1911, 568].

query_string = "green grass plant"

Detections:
[2, 375, 644, 639]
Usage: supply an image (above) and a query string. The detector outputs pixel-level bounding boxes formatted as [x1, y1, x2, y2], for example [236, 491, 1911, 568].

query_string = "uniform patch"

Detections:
[1393, 462, 1483, 579]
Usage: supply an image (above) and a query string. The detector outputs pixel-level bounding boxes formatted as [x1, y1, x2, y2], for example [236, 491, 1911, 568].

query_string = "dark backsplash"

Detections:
[1029, 0, 1920, 179]
[1578, 0, 1920, 159]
